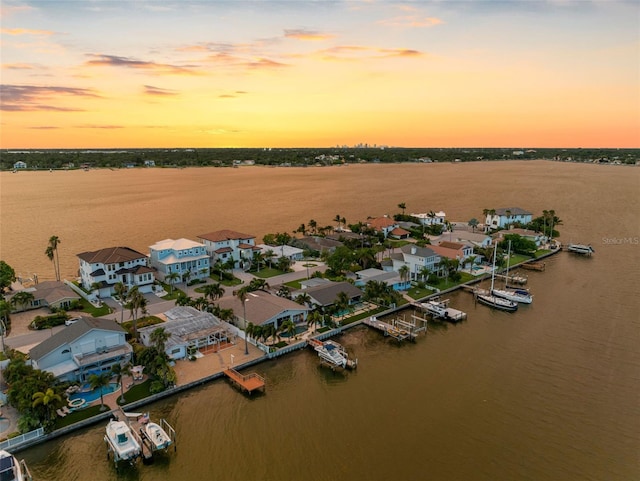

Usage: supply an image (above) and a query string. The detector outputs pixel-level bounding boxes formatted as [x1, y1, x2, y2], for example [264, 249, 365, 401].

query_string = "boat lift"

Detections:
[363, 315, 427, 341]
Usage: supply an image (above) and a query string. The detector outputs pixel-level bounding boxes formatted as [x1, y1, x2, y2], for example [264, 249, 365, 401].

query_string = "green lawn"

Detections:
[54, 404, 105, 429]
[426, 272, 475, 291]
[79, 298, 111, 317]
[118, 379, 152, 405]
[160, 284, 185, 300]
[341, 306, 386, 325]
[407, 286, 437, 300]
[251, 268, 288, 278]
[121, 316, 163, 335]
[506, 254, 531, 267]
[533, 249, 551, 258]
[284, 280, 302, 289]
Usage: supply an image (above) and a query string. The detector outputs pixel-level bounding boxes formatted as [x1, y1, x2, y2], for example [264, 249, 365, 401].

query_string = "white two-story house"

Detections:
[485, 207, 532, 230]
[29, 317, 133, 382]
[149, 238, 210, 282]
[198, 229, 259, 269]
[390, 244, 441, 281]
[78, 246, 155, 298]
[411, 211, 447, 226]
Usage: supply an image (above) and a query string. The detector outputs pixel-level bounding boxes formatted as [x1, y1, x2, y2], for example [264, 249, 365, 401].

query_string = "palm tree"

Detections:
[88, 372, 112, 411]
[295, 223, 307, 236]
[236, 286, 251, 355]
[307, 310, 322, 334]
[202, 282, 224, 303]
[335, 291, 351, 321]
[182, 269, 192, 287]
[264, 250, 276, 269]
[280, 319, 296, 341]
[114, 282, 128, 323]
[276, 285, 291, 299]
[465, 255, 477, 271]
[32, 387, 63, 421]
[150, 326, 171, 353]
[295, 292, 312, 307]
[308, 219, 317, 234]
[127, 286, 147, 340]
[248, 278, 269, 292]
[252, 251, 265, 272]
[468, 218, 479, 232]
[45, 246, 57, 282]
[111, 362, 132, 403]
[333, 214, 342, 231]
[398, 264, 410, 285]
[165, 272, 180, 294]
[10, 291, 34, 312]
[46, 235, 61, 281]
[419, 266, 431, 282]
[398, 202, 406, 215]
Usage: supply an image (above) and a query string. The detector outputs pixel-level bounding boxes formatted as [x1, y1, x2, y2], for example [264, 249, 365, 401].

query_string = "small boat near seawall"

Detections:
[141, 417, 173, 451]
[566, 243, 595, 255]
[308, 339, 357, 370]
[105, 419, 141, 463]
[0, 450, 32, 481]
[419, 298, 467, 322]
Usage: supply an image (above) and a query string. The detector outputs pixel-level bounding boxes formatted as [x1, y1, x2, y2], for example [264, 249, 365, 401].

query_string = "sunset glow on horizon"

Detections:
[1, 0, 638, 149]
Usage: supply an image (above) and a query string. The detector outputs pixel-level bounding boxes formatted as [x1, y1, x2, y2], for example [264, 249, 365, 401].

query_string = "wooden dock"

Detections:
[520, 261, 546, 271]
[223, 368, 265, 394]
[363, 315, 426, 341]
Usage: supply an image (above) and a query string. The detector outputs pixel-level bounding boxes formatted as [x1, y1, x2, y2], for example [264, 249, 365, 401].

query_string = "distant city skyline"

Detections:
[1, 0, 638, 149]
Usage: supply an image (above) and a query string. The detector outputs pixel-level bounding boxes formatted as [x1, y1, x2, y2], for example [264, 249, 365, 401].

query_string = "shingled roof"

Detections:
[77, 246, 147, 264]
[198, 230, 255, 242]
[29, 317, 125, 361]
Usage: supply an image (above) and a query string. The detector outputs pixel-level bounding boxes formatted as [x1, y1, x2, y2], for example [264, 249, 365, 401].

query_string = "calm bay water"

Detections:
[1, 161, 639, 480]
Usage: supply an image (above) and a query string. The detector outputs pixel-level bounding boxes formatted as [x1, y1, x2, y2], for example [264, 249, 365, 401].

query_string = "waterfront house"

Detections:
[217, 290, 309, 330]
[485, 207, 532, 230]
[300, 281, 363, 309]
[411, 211, 446, 226]
[6, 281, 80, 313]
[354, 268, 410, 291]
[429, 241, 474, 266]
[390, 245, 441, 281]
[77, 247, 155, 298]
[198, 230, 259, 269]
[149, 238, 210, 283]
[496, 228, 546, 248]
[366, 216, 398, 238]
[389, 227, 411, 239]
[139, 306, 232, 360]
[29, 317, 132, 382]
[13, 161, 27, 169]
[256, 244, 304, 262]
[297, 236, 343, 255]
[431, 231, 492, 249]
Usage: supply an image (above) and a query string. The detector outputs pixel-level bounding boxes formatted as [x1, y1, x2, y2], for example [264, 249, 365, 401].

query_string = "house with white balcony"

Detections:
[411, 211, 446, 226]
[496, 228, 546, 248]
[149, 238, 210, 283]
[485, 207, 532, 231]
[429, 241, 475, 266]
[256, 244, 304, 262]
[29, 317, 132, 382]
[389, 244, 441, 281]
[78, 247, 155, 298]
[198, 229, 259, 269]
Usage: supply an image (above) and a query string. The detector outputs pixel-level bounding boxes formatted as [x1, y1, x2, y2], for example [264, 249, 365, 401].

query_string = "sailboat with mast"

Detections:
[476, 243, 518, 312]
[491, 241, 533, 304]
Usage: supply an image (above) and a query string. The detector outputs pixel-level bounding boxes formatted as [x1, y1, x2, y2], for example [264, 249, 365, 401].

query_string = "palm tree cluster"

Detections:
[363, 280, 401, 307]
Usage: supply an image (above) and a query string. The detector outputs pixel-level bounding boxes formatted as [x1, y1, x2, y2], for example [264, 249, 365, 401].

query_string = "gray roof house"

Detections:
[217, 290, 309, 329]
[301, 281, 363, 308]
[29, 317, 132, 382]
[7, 280, 80, 313]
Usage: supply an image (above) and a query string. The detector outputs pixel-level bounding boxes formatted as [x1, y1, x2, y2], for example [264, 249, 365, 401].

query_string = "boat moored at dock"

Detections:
[417, 298, 467, 322]
[0, 450, 32, 481]
[105, 419, 142, 465]
[308, 338, 357, 370]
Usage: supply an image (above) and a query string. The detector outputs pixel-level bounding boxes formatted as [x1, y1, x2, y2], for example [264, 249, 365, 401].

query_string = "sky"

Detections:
[1, 0, 638, 149]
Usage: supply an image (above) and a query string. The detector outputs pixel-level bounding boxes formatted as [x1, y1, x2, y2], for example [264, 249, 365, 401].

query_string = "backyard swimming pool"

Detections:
[69, 383, 119, 404]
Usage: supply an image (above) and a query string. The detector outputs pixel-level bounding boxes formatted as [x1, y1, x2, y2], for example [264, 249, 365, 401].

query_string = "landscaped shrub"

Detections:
[30, 313, 69, 330]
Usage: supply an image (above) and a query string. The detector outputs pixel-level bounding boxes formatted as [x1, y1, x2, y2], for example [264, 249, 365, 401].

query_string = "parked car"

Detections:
[65, 317, 81, 326]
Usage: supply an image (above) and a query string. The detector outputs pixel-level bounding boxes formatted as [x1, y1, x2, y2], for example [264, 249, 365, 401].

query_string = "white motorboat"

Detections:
[308, 339, 357, 369]
[105, 420, 141, 463]
[421, 298, 467, 322]
[0, 450, 31, 481]
[144, 421, 173, 451]
[567, 243, 594, 255]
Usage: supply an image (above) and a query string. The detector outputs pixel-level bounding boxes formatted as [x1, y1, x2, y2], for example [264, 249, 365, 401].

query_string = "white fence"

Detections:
[0, 427, 45, 451]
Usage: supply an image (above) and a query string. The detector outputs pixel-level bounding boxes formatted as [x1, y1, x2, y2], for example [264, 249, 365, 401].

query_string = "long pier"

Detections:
[223, 368, 265, 394]
[363, 315, 427, 341]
